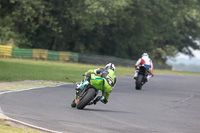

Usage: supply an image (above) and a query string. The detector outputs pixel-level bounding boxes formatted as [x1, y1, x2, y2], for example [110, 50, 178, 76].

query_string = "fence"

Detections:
[0, 45, 171, 69]
[79, 54, 134, 67]
[12, 48, 33, 59]
[33, 49, 48, 60]
[0, 45, 12, 57]
[47, 50, 60, 61]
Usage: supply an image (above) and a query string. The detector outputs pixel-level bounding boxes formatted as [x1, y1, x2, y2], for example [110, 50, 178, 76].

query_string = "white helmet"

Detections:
[105, 63, 115, 71]
[142, 53, 149, 58]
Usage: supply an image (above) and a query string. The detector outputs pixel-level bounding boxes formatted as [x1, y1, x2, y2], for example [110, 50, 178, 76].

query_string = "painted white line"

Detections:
[0, 83, 71, 133]
[171, 94, 194, 108]
[0, 105, 9, 119]
[7, 83, 70, 93]
[0, 90, 13, 95]
[176, 94, 194, 105]
[7, 117, 63, 133]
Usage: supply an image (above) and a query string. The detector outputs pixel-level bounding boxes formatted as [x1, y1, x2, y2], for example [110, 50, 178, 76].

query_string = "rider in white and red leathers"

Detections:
[134, 53, 154, 81]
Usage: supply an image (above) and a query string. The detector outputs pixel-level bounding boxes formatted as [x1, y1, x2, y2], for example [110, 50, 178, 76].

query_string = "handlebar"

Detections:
[82, 72, 87, 76]
[137, 65, 154, 77]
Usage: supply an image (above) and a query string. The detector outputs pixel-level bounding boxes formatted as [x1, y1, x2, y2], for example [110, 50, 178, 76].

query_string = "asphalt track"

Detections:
[0, 74, 200, 133]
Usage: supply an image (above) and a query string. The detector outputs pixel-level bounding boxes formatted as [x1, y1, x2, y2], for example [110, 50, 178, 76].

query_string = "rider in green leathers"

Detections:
[78, 63, 116, 104]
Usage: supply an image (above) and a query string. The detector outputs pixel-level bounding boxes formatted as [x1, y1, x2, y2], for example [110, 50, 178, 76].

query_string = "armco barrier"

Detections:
[79, 53, 134, 67]
[78, 53, 171, 69]
[47, 50, 60, 61]
[12, 48, 33, 59]
[0, 45, 171, 69]
[0, 45, 12, 57]
[59, 52, 70, 62]
[70, 52, 79, 62]
[33, 49, 48, 60]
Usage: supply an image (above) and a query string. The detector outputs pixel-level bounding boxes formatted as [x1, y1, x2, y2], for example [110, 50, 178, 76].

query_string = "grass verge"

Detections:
[0, 58, 134, 83]
[1, 58, 200, 83]
[0, 118, 39, 133]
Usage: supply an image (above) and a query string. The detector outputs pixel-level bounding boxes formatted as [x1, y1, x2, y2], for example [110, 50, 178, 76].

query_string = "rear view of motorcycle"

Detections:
[135, 65, 149, 90]
[71, 80, 99, 109]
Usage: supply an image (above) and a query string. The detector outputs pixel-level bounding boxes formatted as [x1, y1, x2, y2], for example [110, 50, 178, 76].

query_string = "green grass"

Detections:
[0, 58, 100, 83]
[0, 119, 39, 133]
[0, 58, 133, 83]
[1, 58, 200, 83]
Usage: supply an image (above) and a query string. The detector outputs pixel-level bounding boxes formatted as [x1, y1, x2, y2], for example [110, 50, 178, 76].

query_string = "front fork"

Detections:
[75, 89, 86, 104]
[75, 91, 79, 104]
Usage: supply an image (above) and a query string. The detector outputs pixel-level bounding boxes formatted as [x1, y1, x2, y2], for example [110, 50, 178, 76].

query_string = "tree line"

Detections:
[0, 0, 200, 64]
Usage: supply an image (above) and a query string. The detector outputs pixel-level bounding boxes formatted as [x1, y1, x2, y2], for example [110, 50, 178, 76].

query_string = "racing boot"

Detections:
[133, 70, 139, 80]
[93, 96, 108, 104]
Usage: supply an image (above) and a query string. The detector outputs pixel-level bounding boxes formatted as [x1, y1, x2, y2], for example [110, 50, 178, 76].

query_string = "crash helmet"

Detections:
[142, 53, 149, 58]
[105, 63, 115, 72]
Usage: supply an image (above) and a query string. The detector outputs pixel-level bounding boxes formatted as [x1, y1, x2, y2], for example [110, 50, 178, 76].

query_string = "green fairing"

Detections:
[90, 74, 104, 90]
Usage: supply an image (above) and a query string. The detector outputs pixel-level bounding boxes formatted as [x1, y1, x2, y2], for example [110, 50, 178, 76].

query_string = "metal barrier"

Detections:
[33, 49, 48, 60]
[0, 45, 171, 69]
[60, 52, 70, 62]
[12, 48, 33, 59]
[0, 45, 12, 57]
[47, 50, 60, 61]
[70, 52, 79, 62]
[79, 54, 134, 67]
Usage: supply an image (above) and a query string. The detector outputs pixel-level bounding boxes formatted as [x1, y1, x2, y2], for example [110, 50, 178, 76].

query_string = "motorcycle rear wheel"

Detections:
[135, 74, 143, 90]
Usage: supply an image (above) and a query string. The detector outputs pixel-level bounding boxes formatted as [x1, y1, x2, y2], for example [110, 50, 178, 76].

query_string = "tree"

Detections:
[1, 0, 200, 64]
[0, 0, 60, 47]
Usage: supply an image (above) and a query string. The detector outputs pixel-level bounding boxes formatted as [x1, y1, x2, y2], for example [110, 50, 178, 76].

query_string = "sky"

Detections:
[167, 49, 200, 66]
[168, 50, 200, 72]
[175, 40, 200, 60]
[177, 50, 200, 59]
[166, 42, 200, 72]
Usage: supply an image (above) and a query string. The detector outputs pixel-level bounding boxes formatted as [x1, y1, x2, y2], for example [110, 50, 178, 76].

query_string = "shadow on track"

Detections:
[81, 108, 131, 113]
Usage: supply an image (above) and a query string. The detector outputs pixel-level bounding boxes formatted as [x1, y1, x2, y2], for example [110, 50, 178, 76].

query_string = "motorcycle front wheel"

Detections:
[76, 88, 96, 109]
[71, 99, 76, 108]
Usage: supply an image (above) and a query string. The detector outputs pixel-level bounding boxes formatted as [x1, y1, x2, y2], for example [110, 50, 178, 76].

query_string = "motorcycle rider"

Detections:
[77, 63, 116, 105]
[133, 53, 154, 81]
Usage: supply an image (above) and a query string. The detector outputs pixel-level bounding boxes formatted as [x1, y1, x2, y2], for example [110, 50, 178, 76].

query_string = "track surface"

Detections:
[0, 74, 200, 133]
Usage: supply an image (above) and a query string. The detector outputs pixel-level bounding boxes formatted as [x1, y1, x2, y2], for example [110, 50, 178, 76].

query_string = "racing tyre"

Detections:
[135, 74, 143, 90]
[71, 99, 76, 108]
[76, 88, 96, 109]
